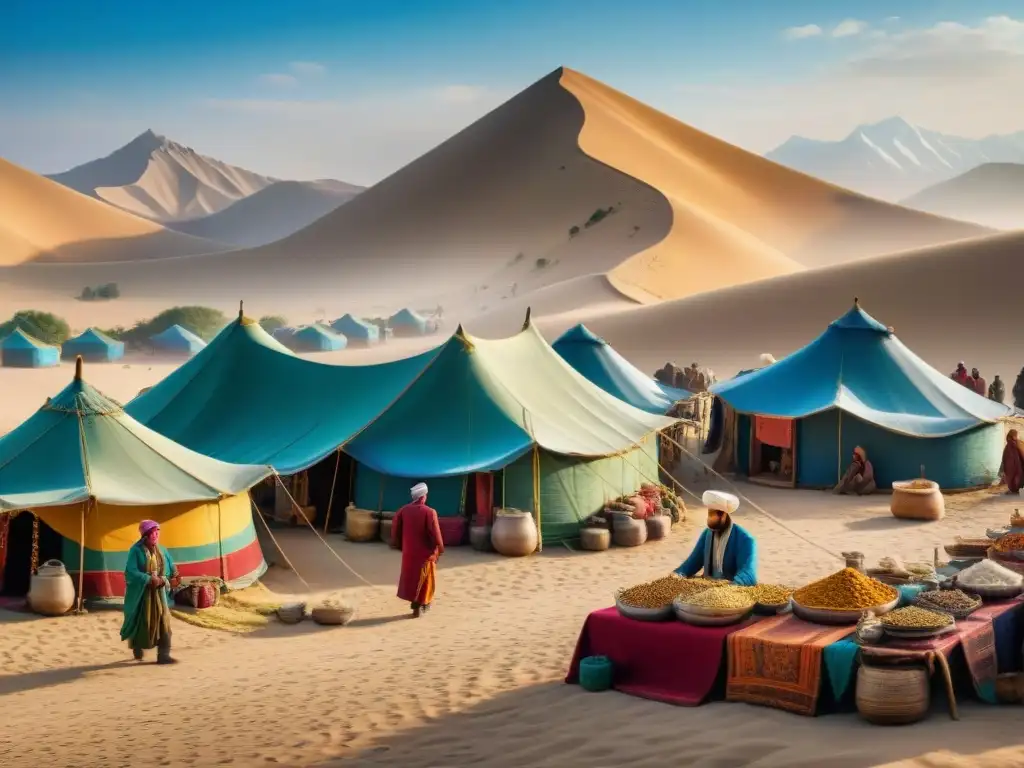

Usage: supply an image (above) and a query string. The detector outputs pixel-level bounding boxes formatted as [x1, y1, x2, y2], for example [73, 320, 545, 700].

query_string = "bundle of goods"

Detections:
[993, 532, 1024, 558]
[311, 597, 356, 626]
[611, 513, 647, 547]
[674, 585, 755, 626]
[953, 559, 1024, 600]
[579, 521, 612, 552]
[173, 577, 223, 609]
[856, 611, 884, 644]
[581, 514, 609, 530]
[745, 583, 795, 615]
[344, 504, 380, 542]
[615, 575, 721, 621]
[868, 556, 936, 585]
[639, 483, 661, 514]
[943, 537, 993, 560]
[645, 515, 671, 540]
[914, 588, 981, 620]
[277, 602, 307, 624]
[880, 605, 954, 639]
[791, 568, 898, 624]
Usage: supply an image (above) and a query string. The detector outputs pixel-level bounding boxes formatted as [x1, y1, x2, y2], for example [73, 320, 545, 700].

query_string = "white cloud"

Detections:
[431, 84, 489, 104]
[259, 73, 298, 87]
[289, 61, 326, 77]
[832, 19, 868, 38]
[783, 24, 823, 40]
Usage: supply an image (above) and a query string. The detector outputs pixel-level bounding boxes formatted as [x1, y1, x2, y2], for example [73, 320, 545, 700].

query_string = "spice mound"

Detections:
[917, 589, 980, 612]
[792, 568, 897, 610]
[995, 533, 1024, 553]
[957, 559, 1023, 588]
[881, 605, 953, 629]
[618, 576, 714, 609]
[746, 583, 794, 606]
[685, 586, 755, 610]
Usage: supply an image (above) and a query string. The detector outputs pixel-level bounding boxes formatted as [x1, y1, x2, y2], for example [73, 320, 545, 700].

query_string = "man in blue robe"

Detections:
[674, 490, 758, 586]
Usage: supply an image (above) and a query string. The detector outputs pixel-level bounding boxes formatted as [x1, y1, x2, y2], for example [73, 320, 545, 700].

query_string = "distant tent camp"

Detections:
[1, 328, 60, 368]
[553, 324, 690, 415]
[710, 300, 1011, 490]
[331, 314, 380, 346]
[62, 328, 125, 363]
[388, 308, 430, 337]
[0, 358, 273, 600]
[150, 324, 207, 356]
[287, 324, 348, 353]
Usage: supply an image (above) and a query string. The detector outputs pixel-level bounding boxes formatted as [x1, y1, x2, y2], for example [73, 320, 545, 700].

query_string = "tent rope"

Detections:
[251, 498, 312, 591]
[321, 449, 343, 535]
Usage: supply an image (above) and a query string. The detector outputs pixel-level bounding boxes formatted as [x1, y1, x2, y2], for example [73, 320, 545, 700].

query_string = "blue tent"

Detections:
[388, 308, 430, 337]
[710, 301, 1011, 489]
[61, 328, 125, 363]
[288, 324, 347, 353]
[331, 314, 380, 345]
[150, 324, 207, 356]
[1, 328, 60, 368]
[553, 324, 690, 414]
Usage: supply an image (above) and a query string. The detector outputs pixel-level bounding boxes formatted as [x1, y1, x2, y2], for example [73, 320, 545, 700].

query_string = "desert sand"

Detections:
[0, 158, 223, 264]
[902, 164, 1024, 231]
[3, 476, 1023, 768]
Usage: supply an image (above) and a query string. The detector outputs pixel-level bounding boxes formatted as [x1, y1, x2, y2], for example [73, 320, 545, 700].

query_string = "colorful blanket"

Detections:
[727, 614, 853, 716]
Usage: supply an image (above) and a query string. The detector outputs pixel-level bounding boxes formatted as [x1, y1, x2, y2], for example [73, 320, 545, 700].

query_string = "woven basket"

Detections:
[913, 593, 981, 620]
[995, 673, 1024, 704]
[277, 602, 306, 624]
[579, 527, 611, 552]
[644, 516, 671, 541]
[311, 606, 356, 626]
[856, 663, 930, 725]
[173, 581, 220, 609]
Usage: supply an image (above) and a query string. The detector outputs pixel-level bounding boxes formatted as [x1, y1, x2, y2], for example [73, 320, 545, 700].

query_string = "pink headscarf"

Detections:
[139, 520, 159, 538]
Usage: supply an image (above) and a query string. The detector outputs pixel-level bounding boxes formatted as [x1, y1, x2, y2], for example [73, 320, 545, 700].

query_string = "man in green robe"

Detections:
[120, 520, 180, 664]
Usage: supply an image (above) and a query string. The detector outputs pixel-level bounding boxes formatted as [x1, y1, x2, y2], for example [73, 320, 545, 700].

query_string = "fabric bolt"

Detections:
[823, 637, 860, 701]
[755, 416, 793, 448]
[727, 614, 854, 716]
[710, 304, 1011, 438]
[566, 607, 755, 705]
[552, 324, 689, 415]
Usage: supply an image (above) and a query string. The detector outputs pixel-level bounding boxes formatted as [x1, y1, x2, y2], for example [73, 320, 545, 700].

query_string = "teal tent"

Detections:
[331, 314, 380, 345]
[62, 328, 125, 363]
[553, 324, 690, 415]
[1, 328, 59, 368]
[150, 324, 206, 356]
[389, 308, 430, 337]
[127, 313, 438, 474]
[288, 324, 347, 353]
[711, 301, 1011, 489]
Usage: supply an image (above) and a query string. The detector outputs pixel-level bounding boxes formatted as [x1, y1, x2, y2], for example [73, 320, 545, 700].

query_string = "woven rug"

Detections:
[727, 614, 853, 716]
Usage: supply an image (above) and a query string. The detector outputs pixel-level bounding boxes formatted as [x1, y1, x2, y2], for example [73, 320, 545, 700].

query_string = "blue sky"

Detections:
[1, 0, 1021, 183]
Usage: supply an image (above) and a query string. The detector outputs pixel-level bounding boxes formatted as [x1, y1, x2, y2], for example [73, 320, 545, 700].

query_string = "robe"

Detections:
[1001, 437, 1024, 494]
[392, 502, 444, 605]
[674, 523, 758, 586]
[973, 377, 987, 397]
[120, 541, 177, 649]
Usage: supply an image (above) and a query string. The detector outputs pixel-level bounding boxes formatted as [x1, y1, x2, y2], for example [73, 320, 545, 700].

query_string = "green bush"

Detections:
[0, 310, 71, 345]
[259, 315, 288, 334]
[535, 257, 550, 269]
[569, 225, 580, 237]
[79, 282, 120, 301]
[103, 306, 226, 349]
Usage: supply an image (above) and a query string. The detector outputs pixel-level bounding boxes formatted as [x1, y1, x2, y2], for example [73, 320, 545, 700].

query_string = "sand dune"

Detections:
[0, 157, 224, 265]
[167, 179, 364, 246]
[902, 163, 1024, 231]
[48, 129, 277, 222]
[580, 229, 1024, 383]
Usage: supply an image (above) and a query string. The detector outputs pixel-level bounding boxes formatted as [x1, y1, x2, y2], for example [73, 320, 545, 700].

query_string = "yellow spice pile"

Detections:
[793, 568, 897, 610]
[686, 586, 756, 610]
[745, 584, 795, 606]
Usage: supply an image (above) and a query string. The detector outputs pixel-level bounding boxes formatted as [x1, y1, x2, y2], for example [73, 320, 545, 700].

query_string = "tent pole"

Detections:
[532, 445, 542, 553]
[837, 410, 843, 485]
[322, 448, 343, 535]
[217, 498, 224, 580]
[75, 501, 88, 614]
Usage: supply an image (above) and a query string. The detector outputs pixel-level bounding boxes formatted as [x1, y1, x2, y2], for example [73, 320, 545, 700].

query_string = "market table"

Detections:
[565, 607, 758, 705]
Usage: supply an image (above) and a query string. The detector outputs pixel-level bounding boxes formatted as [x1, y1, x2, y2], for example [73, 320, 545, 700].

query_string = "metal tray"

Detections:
[674, 602, 752, 627]
[956, 582, 1024, 601]
[614, 590, 674, 622]
[754, 598, 793, 616]
[674, 597, 756, 618]
[791, 596, 899, 625]
[883, 623, 956, 640]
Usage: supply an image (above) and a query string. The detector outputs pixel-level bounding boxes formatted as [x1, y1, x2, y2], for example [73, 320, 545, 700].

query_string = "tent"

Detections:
[1, 328, 60, 368]
[62, 328, 125, 363]
[0, 359, 273, 600]
[150, 324, 207, 356]
[127, 311, 438, 474]
[288, 324, 347, 353]
[331, 314, 380, 345]
[553, 324, 690, 414]
[344, 320, 675, 543]
[388, 308, 430, 337]
[710, 301, 1011, 490]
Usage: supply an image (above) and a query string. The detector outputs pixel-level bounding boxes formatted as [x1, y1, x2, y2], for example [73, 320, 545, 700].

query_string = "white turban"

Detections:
[703, 490, 739, 515]
[410, 482, 428, 500]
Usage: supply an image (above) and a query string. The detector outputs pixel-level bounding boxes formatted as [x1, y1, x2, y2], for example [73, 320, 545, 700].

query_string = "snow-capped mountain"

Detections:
[766, 117, 1024, 201]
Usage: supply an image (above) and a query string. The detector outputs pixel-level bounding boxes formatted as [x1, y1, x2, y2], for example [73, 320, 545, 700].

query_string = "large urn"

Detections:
[491, 509, 538, 557]
[28, 560, 76, 616]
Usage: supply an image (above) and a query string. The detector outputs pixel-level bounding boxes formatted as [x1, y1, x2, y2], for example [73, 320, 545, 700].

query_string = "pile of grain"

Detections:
[792, 568, 897, 610]
[881, 605, 953, 629]
[686, 586, 755, 610]
[618, 576, 717, 609]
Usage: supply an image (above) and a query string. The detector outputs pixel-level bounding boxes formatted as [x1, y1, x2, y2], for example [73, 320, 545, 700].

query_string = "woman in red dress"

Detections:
[391, 482, 444, 618]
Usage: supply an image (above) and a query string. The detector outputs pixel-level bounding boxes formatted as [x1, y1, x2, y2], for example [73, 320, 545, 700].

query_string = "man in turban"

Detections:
[120, 520, 181, 663]
[674, 490, 757, 586]
[392, 482, 445, 618]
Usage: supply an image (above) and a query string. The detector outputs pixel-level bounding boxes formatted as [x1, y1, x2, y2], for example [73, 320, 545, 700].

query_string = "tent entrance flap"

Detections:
[1, 512, 63, 596]
[749, 416, 797, 488]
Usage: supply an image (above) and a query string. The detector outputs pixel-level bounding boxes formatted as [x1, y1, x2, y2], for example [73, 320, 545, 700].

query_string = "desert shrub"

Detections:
[79, 282, 120, 301]
[0, 310, 71, 345]
[569, 225, 580, 237]
[259, 315, 288, 334]
[112, 306, 227, 348]
[535, 257, 550, 269]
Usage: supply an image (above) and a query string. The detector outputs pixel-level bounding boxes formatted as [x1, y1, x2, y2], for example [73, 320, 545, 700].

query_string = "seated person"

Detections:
[834, 446, 876, 496]
[674, 490, 757, 586]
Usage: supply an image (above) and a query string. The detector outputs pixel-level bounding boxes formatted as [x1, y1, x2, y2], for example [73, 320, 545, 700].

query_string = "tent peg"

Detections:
[74, 355, 83, 381]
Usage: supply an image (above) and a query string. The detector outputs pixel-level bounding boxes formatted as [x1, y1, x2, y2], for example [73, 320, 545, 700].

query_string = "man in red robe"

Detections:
[1001, 430, 1024, 495]
[391, 482, 444, 618]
